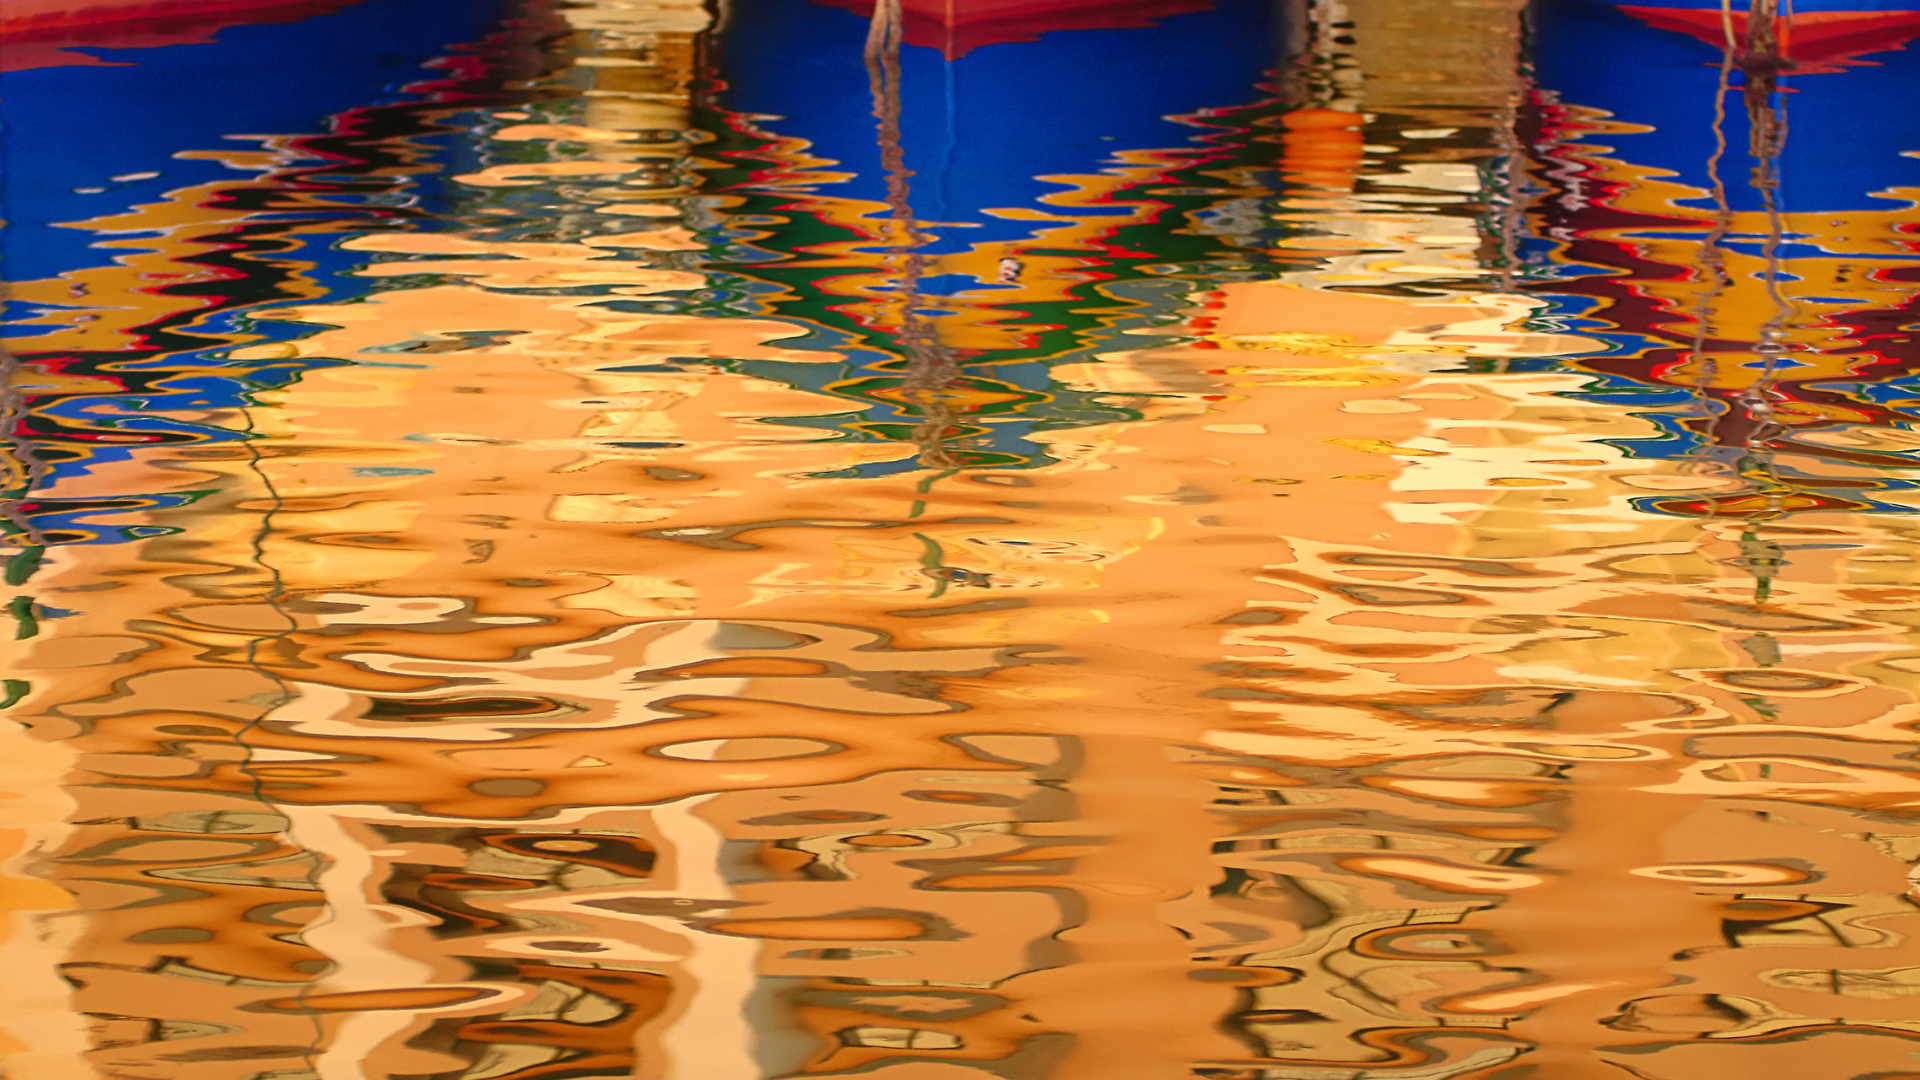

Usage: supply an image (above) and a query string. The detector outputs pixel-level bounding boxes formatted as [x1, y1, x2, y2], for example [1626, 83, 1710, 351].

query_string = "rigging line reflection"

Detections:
[861, 0, 963, 470]
[234, 359, 329, 1062]
[1686, 0, 1739, 456]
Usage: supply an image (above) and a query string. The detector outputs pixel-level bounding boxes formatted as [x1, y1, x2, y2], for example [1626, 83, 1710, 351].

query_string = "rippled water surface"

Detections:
[6, 1, 1920, 1077]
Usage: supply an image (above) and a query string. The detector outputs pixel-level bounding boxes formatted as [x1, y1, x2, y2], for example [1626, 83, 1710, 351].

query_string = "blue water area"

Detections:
[715, 0, 1286, 252]
[1533, 0, 1920, 212]
[0, 0, 512, 285]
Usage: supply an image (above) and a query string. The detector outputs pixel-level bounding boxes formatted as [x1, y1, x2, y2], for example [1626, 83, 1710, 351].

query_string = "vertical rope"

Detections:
[1687, 0, 1738, 461]
[864, 0, 959, 470]
[1744, 0, 1794, 438]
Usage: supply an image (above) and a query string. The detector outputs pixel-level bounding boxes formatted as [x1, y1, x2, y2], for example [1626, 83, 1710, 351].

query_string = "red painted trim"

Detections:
[1, 0, 359, 71]
[1616, 6, 1920, 65]
[809, 0, 1218, 57]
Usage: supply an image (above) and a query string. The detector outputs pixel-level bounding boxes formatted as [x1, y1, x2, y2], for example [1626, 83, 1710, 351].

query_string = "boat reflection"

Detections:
[4, 2, 1920, 1079]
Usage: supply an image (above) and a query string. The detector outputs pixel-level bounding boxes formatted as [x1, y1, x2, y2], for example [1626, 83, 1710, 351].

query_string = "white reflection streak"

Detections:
[291, 808, 442, 1080]
[648, 795, 761, 1080]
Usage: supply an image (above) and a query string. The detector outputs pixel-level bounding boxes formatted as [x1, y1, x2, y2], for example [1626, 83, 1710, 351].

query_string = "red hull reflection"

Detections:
[1, 0, 357, 71]
[1617, 5, 1920, 66]
[809, 0, 1218, 56]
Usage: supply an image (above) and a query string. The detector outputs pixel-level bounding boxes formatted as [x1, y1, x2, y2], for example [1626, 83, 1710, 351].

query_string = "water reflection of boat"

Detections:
[706, 0, 1291, 471]
[16, 3, 1920, 1078]
[1526, 0, 1920, 511]
[806, 0, 1221, 56]
[1594, 0, 1920, 64]
[0, 0, 358, 70]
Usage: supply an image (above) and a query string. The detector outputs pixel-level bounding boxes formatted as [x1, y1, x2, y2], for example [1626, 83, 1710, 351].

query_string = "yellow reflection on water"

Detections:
[6, 2, 1920, 1080]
